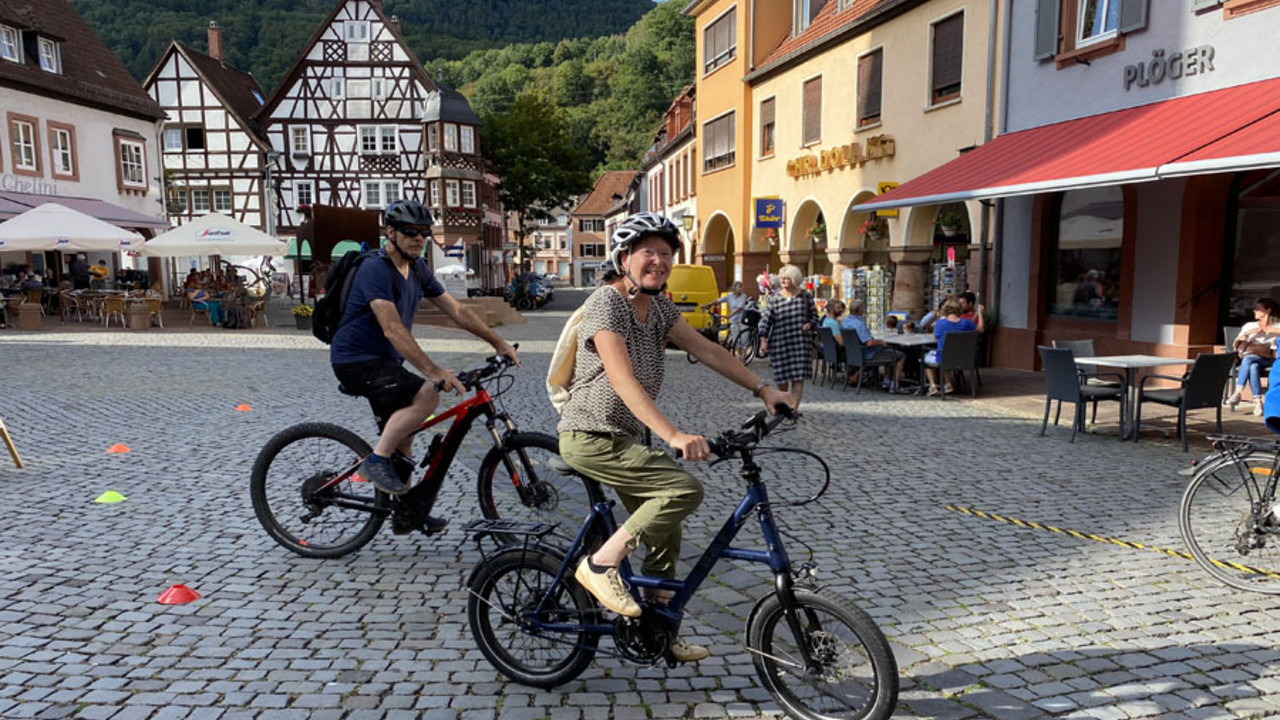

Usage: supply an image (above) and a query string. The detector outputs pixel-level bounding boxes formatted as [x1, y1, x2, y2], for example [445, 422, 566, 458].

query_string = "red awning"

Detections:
[856, 76, 1280, 211]
[0, 191, 169, 230]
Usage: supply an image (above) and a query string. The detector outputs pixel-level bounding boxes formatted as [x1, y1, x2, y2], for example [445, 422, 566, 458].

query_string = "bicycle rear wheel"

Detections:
[467, 546, 599, 688]
[250, 422, 388, 558]
[747, 588, 898, 720]
[477, 432, 595, 536]
[735, 329, 759, 366]
[1180, 450, 1280, 594]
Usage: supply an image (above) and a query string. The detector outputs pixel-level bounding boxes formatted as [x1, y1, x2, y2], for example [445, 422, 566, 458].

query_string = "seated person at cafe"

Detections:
[957, 292, 978, 321]
[924, 298, 985, 396]
[884, 315, 899, 333]
[821, 299, 847, 362]
[146, 281, 166, 300]
[919, 296, 948, 331]
[902, 320, 917, 334]
[183, 269, 200, 292]
[18, 273, 43, 292]
[187, 283, 225, 326]
[840, 300, 904, 390]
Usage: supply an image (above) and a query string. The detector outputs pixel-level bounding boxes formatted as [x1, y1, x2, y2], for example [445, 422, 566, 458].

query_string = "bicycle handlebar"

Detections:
[433, 344, 519, 393]
[709, 404, 794, 457]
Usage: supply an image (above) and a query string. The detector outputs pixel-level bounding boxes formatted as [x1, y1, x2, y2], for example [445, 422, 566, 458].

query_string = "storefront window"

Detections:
[1048, 186, 1123, 320]
[1226, 202, 1280, 326]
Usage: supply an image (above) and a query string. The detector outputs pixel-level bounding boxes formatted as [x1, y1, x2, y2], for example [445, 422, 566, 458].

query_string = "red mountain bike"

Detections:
[250, 353, 588, 558]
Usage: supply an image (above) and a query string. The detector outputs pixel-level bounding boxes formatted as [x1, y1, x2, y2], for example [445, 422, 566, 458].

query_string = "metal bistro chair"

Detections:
[842, 328, 897, 395]
[815, 327, 846, 389]
[1038, 346, 1126, 443]
[922, 330, 981, 399]
[1052, 339, 1121, 423]
[1135, 352, 1237, 451]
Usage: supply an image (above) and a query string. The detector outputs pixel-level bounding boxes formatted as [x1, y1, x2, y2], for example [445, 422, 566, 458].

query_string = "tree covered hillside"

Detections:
[70, 0, 654, 93]
[445, 0, 694, 172]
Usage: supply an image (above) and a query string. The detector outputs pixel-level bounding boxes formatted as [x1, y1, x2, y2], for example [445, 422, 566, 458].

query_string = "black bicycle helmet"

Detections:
[609, 212, 681, 273]
[383, 198, 434, 228]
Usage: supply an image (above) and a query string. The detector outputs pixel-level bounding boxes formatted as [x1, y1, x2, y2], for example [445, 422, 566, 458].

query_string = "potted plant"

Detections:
[291, 303, 314, 330]
[806, 221, 827, 247]
[934, 211, 965, 237]
[763, 228, 779, 247]
[857, 217, 887, 242]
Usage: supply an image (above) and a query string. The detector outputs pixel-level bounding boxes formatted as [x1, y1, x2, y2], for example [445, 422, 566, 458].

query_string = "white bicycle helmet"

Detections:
[609, 212, 681, 273]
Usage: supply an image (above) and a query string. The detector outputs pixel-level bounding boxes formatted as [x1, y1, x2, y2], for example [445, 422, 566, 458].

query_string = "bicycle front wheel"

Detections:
[468, 546, 599, 688]
[1180, 450, 1280, 594]
[477, 432, 594, 535]
[747, 589, 898, 720]
[735, 329, 759, 366]
[250, 422, 388, 559]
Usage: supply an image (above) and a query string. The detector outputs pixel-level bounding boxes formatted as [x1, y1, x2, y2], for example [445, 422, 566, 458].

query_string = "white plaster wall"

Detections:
[1006, 1, 1280, 132]
[0, 88, 163, 220]
[1129, 179, 1184, 345]
[997, 196, 1033, 329]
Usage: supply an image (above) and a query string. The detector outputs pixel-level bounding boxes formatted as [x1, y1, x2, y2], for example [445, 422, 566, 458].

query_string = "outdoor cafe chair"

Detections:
[1038, 346, 1126, 443]
[102, 296, 127, 328]
[144, 298, 165, 329]
[24, 290, 44, 316]
[842, 328, 897, 395]
[815, 328, 847, 389]
[1053, 339, 1121, 422]
[921, 330, 981, 399]
[1134, 352, 1237, 451]
[59, 292, 83, 323]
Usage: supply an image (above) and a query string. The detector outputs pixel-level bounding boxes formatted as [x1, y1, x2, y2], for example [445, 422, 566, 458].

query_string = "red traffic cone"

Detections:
[106, 443, 131, 454]
[157, 584, 201, 605]
[234, 404, 252, 412]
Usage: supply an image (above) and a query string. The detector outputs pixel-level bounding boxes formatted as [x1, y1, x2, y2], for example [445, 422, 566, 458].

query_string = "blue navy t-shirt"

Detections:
[329, 251, 445, 365]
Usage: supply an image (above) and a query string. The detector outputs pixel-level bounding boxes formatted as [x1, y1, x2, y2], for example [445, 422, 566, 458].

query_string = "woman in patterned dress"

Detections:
[759, 264, 818, 412]
[558, 213, 792, 663]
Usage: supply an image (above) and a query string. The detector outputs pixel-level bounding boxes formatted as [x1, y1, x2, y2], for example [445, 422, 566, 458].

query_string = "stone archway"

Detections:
[784, 198, 830, 277]
[701, 212, 735, 290]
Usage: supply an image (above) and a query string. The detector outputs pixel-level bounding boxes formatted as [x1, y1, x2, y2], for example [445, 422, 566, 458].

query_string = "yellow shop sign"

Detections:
[786, 134, 896, 179]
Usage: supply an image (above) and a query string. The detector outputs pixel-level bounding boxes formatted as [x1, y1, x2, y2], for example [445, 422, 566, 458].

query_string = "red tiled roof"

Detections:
[855, 76, 1280, 211]
[573, 171, 638, 216]
[0, 0, 163, 120]
[757, 0, 894, 72]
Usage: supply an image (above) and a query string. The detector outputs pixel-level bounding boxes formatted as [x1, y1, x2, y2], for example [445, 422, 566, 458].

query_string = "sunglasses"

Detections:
[396, 226, 429, 238]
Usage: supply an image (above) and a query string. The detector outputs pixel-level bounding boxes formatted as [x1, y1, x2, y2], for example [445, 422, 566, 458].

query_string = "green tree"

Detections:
[482, 92, 593, 269]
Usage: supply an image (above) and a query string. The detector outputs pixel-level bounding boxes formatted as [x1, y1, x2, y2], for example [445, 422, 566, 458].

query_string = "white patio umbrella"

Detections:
[0, 202, 146, 252]
[142, 212, 286, 257]
[436, 263, 470, 275]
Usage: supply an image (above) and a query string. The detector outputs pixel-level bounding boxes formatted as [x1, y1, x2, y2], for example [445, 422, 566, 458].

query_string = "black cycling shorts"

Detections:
[332, 359, 427, 432]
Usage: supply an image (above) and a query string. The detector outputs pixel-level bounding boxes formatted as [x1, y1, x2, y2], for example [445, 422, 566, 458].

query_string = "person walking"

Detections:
[758, 264, 818, 413]
[330, 199, 517, 533]
[558, 212, 791, 663]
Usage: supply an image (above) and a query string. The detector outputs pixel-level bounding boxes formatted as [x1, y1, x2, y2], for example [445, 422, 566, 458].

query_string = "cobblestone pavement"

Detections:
[2, 288, 1279, 720]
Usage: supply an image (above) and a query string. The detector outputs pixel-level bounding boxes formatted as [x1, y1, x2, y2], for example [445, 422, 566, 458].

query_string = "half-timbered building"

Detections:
[144, 23, 271, 231]
[255, 0, 433, 241]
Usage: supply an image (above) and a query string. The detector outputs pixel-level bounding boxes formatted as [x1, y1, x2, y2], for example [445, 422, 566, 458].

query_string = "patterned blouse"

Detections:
[557, 285, 681, 439]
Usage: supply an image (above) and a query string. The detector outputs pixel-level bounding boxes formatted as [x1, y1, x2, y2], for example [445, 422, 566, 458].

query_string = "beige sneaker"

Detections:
[669, 636, 710, 663]
[574, 558, 641, 617]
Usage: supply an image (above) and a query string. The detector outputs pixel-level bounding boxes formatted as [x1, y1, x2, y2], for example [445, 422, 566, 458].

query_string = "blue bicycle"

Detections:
[464, 408, 899, 720]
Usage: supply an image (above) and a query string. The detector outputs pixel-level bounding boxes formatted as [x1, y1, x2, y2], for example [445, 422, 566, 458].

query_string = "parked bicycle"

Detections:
[1180, 434, 1280, 593]
[250, 352, 590, 558]
[463, 406, 898, 720]
[687, 299, 764, 366]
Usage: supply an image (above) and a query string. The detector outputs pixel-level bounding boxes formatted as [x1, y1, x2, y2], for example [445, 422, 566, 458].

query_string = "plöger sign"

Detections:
[786, 135, 896, 179]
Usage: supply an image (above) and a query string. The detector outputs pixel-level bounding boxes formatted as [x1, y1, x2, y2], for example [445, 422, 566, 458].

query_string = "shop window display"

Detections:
[1048, 186, 1123, 320]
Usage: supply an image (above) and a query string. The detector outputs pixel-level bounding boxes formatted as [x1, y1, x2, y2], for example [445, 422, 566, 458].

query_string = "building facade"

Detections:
[144, 24, 271, 231]
[570, 170, 636, 287]
[527, 206, 572, 279]
[642, 85, 699, 263]
[0, 0, 168, 277]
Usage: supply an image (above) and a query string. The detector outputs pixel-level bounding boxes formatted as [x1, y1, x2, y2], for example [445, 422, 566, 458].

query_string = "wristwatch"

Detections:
[752, 380, 769, 397]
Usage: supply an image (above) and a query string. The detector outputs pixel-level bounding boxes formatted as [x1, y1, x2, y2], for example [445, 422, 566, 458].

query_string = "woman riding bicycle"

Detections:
[557, 212, 792, 663]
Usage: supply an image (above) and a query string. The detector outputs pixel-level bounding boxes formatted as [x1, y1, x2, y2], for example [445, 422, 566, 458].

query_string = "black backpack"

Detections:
[312, 249, 430, 345]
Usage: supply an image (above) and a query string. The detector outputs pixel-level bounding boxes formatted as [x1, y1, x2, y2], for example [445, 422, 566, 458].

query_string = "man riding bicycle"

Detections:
[557, 212, 792, 662]
[331, 199, 518, 528]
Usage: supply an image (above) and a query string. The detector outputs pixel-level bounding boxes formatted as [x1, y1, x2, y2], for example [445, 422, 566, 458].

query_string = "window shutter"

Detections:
[931, 14, 963, 98]
[803, 77, 822, 144]
[1117, 0, 1149, 33]
[727, 113, 735, 159]
[858, 50, 883, 123]
[760, 98, 775, 129]
[1034, 0, 1060, 61]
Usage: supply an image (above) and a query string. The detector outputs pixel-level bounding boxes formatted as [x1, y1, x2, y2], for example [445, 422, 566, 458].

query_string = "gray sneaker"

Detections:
[669, 636, 710, 662]
[357, 456, 408, 495]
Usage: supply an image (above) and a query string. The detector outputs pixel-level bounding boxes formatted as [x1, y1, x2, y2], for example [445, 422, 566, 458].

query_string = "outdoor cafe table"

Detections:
[880, 333, 937, 393]
[1073, 354, 1196, 440]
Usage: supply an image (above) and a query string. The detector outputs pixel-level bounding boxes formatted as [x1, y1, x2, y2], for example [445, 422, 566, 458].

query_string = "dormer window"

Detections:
[0, 26, 20, 63]
[37, 37, 60, 73]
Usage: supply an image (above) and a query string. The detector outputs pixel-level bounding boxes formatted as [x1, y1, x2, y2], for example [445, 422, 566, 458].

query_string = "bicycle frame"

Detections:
[531, 454, 798, 637]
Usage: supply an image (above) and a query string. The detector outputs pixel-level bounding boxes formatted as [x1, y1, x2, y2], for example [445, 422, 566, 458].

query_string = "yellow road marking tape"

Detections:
[944, 504, 1280, 579]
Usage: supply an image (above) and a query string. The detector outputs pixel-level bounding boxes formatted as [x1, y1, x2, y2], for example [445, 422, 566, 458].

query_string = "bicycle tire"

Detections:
[477, 432, 595, 538]
[467, 545, 599, 688]
[250, 422, 388, 559]
[1180, 450, 1280, 594]
[747, 588, 898, 720]
[736, 329, 759, 366]
[516, 296, 533, 311]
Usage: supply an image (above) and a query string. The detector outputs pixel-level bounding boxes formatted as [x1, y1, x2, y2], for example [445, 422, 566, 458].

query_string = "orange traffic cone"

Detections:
[106, 443, 131, 454]
[234, 404, 252, 412]
[157, 584, 201, 605]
